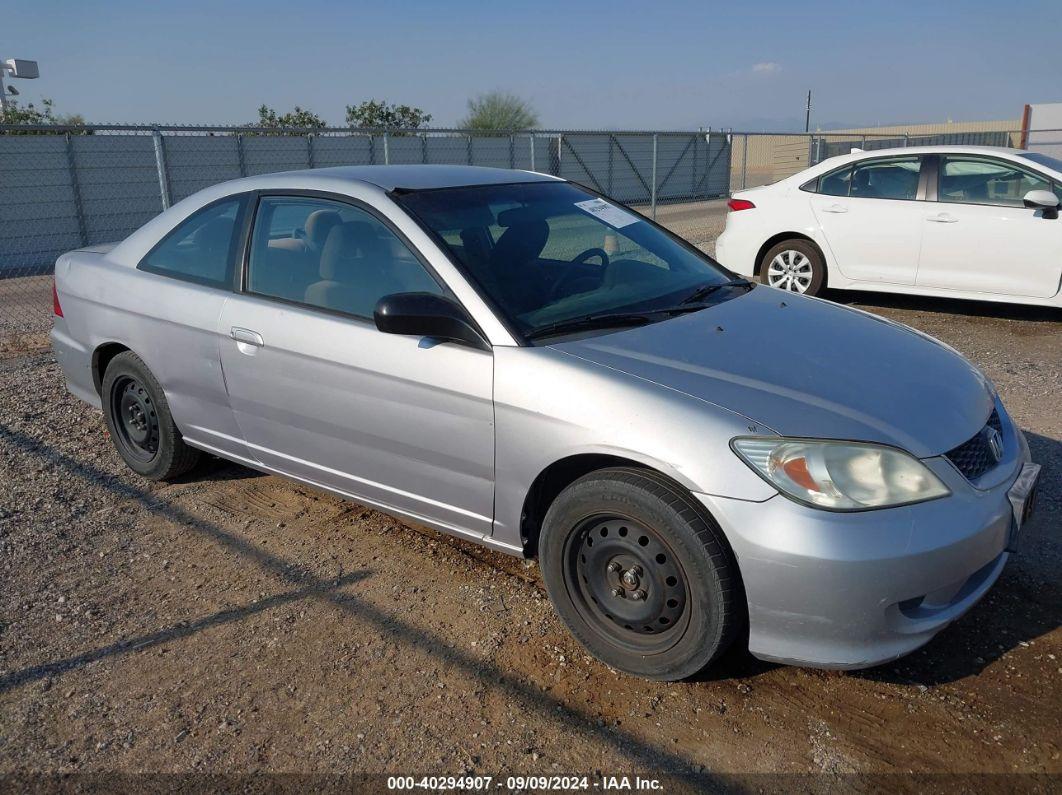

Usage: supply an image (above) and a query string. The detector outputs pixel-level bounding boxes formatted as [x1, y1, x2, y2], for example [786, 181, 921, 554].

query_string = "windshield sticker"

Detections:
[574, 198, 639, 228]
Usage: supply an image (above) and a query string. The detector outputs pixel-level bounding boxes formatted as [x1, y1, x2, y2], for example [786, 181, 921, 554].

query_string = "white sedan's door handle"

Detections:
[821, 204, 848, 214]
[926, 212, 959, 223]
[230, 327, 264, 347]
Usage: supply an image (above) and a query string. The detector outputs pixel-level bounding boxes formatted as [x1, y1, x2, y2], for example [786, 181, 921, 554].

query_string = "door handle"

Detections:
[821, 204, 848, 214]
[230, 327, 264, 347]
[926, 212, 959, 223]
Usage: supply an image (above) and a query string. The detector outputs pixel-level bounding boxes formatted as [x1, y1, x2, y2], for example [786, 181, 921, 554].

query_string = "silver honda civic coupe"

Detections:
[50, 165, 1040, 680]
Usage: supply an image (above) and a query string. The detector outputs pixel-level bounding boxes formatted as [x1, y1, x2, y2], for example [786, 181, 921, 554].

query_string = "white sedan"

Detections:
[715, 146, 1062, 306]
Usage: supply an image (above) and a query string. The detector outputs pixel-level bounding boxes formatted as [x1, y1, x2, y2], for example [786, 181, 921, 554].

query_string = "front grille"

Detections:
[945, 409, 1003, 481]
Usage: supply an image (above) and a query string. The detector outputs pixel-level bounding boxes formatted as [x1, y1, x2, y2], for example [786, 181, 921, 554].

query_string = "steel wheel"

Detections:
[101, 351, 201, 480]
[109, 375, 160, 463]
[767, 249, 814, 293]
[563, 514, 690, 654]
[540, 468, 743, 680]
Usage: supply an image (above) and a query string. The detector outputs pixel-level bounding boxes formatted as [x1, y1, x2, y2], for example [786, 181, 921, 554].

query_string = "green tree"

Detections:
[458, 91, 538, 131]
[254, 104, 327, 130]
[345, 99, 431, 130]
[0, 98, 87, 132]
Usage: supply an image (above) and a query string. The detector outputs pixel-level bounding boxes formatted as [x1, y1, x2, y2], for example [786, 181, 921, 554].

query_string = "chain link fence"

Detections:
[1, 124, 1055, 343]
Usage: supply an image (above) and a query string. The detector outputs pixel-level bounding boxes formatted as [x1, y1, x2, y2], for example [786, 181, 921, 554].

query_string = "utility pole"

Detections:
[804, 90, 812, 133]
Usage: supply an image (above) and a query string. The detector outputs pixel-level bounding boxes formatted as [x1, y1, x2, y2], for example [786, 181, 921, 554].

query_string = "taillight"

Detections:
[727, 198, 756, 212]
[52, 279, 63, 317]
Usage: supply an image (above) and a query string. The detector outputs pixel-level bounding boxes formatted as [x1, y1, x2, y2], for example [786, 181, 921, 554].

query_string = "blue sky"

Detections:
[5, 0, 1060, 130]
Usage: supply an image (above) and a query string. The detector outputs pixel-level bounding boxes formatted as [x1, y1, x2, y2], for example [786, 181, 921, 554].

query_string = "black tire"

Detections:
[101, 351, 201, 481]
[539, 467, 742, 681]
[758, 238, 826, 296]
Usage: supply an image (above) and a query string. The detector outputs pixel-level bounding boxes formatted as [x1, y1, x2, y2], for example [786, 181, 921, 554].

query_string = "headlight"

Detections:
[731, 438, 950, 511]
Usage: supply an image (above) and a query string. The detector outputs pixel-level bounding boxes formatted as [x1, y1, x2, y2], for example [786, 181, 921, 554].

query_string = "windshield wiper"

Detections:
[679, 279, 751, 305]
[526, 281, 753, 341]
[525, 311, 659, 341]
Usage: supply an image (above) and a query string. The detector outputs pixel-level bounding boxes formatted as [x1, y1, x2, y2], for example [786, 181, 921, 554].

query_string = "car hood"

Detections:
[551, 286, 993, 458]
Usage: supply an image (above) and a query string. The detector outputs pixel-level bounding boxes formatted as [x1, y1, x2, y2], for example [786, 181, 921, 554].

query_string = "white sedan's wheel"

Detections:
[767, 250, 814, 293]
[759, 239, 826, 296]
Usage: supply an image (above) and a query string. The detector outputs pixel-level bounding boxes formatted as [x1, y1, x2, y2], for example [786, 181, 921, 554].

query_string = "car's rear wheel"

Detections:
[759, 239, 826, 295]
[102, 351, 201, 481]
[539, 467, 742, 681]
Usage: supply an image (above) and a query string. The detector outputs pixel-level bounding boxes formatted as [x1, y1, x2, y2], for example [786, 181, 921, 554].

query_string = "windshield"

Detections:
[1019, 152, 1062, 174]
[396, 181, 743, 339]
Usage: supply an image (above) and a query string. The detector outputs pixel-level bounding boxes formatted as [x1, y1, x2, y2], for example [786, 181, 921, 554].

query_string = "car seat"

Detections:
[304, 222, 409, 316]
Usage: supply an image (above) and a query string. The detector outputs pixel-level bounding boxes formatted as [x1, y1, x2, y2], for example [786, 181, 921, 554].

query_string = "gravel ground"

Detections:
[634, 200, 728, 255]
[0, 210, 1060, 789]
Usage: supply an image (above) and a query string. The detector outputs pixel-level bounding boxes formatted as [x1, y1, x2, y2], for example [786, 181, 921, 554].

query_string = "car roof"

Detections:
[816, 145, 1031, 168]
[267, 164, 562, 191]
[760, 145, 1058, 188]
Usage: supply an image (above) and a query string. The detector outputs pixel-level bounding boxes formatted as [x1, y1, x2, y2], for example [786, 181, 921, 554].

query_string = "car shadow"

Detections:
[825, 289, 1061, 322]
[857, 429, 1061, 687]
[0, 421, 731, 789]
[168, 454, 267, 484]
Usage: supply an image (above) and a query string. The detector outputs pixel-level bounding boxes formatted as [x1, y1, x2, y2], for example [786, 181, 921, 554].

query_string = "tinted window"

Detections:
[397, 181, 740, 337]
[247, 197, 444, 318]
[849, 157, 921, 200]
[140, 198, 243, 287]
[818, 166, 852, 196]
[939, 157, 1051, 206]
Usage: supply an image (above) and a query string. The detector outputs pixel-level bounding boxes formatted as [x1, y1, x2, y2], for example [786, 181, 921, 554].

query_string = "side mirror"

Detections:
[1023, 189, 1060, 219]
[374, 292, 489, 350]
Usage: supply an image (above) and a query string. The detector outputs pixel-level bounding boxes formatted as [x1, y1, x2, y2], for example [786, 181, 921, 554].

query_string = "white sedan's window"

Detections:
[818, 166, 852, 197]
[940, 157, 1052, 207]
[849, 157, 920, 200]
[247, 197, 444, 318]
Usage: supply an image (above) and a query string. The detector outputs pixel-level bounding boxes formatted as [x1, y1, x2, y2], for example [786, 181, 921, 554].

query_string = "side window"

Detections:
[939, 157, 1051, 206]
[139, 198, 243, 287]
[818, 166, 853, 197]
[246, 197, 445, 318]
[849, 157, 921, 200]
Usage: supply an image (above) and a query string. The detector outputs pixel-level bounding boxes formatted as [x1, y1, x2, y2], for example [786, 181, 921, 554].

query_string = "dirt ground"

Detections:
[0, 215, 1060, 790]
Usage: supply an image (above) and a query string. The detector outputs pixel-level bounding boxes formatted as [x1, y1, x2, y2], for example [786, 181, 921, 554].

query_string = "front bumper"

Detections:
[697, 428, 1033, 669]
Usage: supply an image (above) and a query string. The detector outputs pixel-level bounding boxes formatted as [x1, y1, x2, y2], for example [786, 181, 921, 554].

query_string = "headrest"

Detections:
[496, 206, 547, 228]
[319, 221, 382, 280]
[489, 217, 549, 269]
[305, 209, 342, 248]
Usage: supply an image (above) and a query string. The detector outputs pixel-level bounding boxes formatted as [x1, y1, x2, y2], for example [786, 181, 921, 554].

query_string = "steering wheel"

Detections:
[550, 248, 611, 299]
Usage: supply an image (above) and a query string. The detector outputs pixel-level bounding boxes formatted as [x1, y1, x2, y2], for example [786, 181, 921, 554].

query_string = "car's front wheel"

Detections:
[539, 467, 742, 681]
[101, 351, 201, 481]
[759, 239, 826, 295]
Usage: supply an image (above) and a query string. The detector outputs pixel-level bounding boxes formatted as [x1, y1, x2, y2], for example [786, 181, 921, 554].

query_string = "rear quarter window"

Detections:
[139, 198, 245, 288]
[814, 166, 853, 196]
